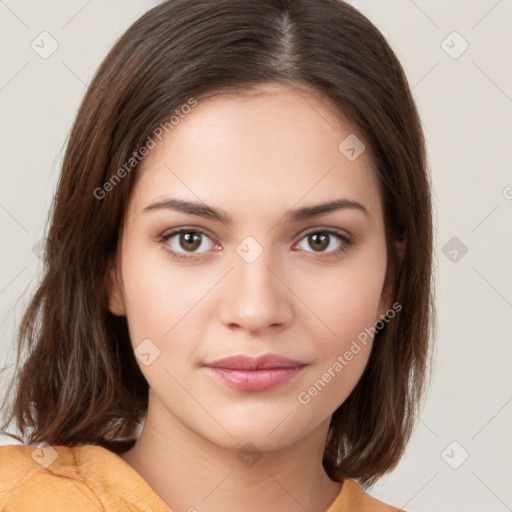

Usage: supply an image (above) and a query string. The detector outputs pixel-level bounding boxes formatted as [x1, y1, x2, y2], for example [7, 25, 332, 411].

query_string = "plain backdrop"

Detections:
[0, 1, 511, 511]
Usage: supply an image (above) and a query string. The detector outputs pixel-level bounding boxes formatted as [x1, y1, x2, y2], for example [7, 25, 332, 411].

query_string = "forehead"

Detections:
[129, 83, 383, 223]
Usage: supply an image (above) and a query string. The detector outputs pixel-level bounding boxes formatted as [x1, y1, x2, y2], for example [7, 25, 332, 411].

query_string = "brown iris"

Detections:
[179, 232, 202, 252]
[308, 232, 330, 252]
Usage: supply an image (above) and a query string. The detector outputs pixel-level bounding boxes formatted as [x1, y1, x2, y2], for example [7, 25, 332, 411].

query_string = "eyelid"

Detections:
[161, 225, 214, 239]
[297, 226, 351, 240]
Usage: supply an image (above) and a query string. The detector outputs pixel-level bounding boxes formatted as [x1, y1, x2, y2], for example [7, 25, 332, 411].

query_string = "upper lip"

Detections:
[204, 354, 307, 370]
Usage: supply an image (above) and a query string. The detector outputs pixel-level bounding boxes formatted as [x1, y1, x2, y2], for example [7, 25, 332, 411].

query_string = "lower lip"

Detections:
[204, 366, 306, 391]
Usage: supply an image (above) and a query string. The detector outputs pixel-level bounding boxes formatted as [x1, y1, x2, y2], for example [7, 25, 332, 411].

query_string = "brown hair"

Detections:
[1, 0, 435, 487]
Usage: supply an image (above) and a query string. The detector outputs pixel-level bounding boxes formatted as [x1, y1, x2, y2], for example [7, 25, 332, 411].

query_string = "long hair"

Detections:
[1, 0, 435, 487]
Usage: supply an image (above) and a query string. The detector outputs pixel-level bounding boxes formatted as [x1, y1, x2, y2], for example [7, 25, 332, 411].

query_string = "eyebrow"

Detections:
[143, 197, 370, 223]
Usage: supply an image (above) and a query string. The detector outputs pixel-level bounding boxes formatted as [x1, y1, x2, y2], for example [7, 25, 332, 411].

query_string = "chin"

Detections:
[192, 408, 319, 453]
[210, 429, 301, 454]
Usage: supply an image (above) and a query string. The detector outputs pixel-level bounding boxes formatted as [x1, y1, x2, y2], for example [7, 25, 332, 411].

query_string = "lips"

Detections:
[203, 354, 308, 391]
[204, 354, 306, 370]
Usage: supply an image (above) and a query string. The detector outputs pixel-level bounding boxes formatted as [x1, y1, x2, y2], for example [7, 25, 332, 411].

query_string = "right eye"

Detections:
[159, 227, 220, 260]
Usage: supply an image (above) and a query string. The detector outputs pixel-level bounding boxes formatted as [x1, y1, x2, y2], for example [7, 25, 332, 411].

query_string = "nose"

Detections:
[218, 244, 293, 334]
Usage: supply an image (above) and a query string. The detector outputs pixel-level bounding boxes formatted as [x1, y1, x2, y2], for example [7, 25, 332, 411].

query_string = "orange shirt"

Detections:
[0, 444, 400, 511]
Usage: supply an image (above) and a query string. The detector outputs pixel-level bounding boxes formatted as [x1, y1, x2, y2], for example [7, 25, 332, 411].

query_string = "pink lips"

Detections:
[204, 354, 307, 391]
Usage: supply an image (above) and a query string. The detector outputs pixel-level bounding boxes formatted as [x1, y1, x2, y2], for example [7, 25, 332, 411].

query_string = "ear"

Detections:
[106, 261, 126, 316]
[378, 238, 406, 317]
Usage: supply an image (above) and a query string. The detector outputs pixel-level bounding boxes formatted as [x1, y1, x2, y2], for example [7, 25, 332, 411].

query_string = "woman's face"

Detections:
[108, 83, 394, 451]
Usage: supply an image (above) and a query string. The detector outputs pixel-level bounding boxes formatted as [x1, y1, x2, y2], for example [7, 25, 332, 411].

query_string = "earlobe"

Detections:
[107, 264, 126, 316]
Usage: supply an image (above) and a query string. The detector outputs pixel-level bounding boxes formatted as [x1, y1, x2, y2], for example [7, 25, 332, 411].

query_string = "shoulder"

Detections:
[328, 478, 404, 512]
[0, 443, 169, 511]
[0, 444, 101, 511]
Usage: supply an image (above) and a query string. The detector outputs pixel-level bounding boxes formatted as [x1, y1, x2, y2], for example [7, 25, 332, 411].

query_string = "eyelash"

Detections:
[158, 227, 353, 262]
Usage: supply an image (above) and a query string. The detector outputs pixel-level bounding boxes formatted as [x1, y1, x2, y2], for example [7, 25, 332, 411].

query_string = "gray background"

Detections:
[1, 1, 511, 511]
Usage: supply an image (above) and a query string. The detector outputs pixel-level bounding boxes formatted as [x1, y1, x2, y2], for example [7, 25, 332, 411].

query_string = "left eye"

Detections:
[295, 230, 349, 254]
[161, 229, 217, 254]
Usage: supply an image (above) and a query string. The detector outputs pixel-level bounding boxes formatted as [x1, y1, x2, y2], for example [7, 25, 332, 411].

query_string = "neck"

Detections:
[120, 395, 343, 512]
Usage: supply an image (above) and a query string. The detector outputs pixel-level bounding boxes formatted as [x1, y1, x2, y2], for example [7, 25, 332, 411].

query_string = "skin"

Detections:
[108, 82, 400, 512]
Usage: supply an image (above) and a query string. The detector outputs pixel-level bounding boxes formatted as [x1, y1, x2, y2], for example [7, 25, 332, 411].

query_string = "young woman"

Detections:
[0, 1, 434, 511]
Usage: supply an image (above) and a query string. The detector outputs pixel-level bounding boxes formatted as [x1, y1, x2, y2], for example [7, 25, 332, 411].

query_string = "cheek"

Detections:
[121, 268, 171, 342]
[119, 252, 202, 388]
[295, 271, 381, 411]
[120, 243, 203, 339]
[299, 249, 387, 341]
[294, 245, 386, 397]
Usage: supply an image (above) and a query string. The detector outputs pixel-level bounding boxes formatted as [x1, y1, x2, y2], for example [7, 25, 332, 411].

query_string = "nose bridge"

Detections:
[219, 235, 289, 330]
[235, 247, 274, 291]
